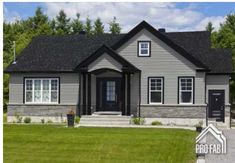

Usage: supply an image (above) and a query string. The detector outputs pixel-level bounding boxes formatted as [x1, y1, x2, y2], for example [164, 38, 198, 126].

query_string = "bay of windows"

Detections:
[25, 78, 59, 103]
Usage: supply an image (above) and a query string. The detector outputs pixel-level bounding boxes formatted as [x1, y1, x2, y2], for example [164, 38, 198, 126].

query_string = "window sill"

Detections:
[24, 103, 59, 105]
[138, 55, 150, 57]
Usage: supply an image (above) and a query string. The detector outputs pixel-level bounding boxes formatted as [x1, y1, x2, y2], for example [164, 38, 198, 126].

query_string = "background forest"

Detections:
[3, 7, 235, 112]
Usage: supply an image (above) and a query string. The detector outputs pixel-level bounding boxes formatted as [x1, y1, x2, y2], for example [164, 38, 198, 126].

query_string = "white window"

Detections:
[25, 78, 59, 104]
[138, 41, 150, 56]
[179, 77, 194, 104]
[149, 77, 163, 104]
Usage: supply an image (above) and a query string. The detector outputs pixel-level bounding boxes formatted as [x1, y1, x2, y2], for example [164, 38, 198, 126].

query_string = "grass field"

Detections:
[4, 125, 197, 163]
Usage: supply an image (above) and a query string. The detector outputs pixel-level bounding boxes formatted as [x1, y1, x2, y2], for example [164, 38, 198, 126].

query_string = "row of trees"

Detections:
[205, 13, 235, 102]
[3, 7, 122, 111]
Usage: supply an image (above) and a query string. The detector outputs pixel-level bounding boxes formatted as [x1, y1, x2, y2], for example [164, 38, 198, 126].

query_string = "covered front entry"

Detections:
[76, 45, 140, 116]
[79, 69, 134, 116]
[208, 90, 225, 122]
[96, 77, 122, 112]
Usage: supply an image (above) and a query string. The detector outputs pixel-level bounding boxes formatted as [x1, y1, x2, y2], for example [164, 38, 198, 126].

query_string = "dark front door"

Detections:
[208, 90, 225, 122]
[97, 78, 122, 111]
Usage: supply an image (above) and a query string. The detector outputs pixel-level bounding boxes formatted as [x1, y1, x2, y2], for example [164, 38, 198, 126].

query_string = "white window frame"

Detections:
[138, 41, 150, 57]
[179, 77, 194, 104]
[24, 78, 59, 104]
[149, 77, 163, 104]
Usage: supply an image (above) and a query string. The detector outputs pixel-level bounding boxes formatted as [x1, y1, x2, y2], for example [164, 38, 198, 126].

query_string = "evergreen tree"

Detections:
[94, 18, 104, 34]
[31, 7, 48, 29]
[55, 10, 71, 34]
[85, 17, 92, 35]
[109, 17, 121, 34]
[71, 13, 84, 34]
[206, 22, 214, 34]
[50, 18, 57, 35]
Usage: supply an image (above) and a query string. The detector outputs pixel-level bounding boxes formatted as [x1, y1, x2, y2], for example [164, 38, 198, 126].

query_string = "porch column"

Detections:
[87, 73, 91, 115]
[122, 73, 126, 115]
[127, 73, 131, 116]
[82, 73, 87, 115]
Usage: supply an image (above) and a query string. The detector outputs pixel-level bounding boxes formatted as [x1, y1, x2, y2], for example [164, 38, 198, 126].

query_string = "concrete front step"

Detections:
[80, 122, 130, 125]
[93, 111, 122, 115]
[82, 115, 130, 118]
[79, 115, 131, 126]
[81, 118, 130, 122]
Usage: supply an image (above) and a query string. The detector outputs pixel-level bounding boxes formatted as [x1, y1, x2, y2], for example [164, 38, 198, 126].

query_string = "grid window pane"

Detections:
[34, 80, 41, 90]
[25, 78, 59, 103]
[26, 80, 32, 90]
[139, 42, 149, 56]
[43, 80, 49, 90]
[26, 91, 32, 102]
[181, 92, 192, 103]
[34, 90, 41, 102]
[180, 78, 193, 103]
[149, 78, 162, 103]
[141, 49, 148, 54]
[51, 80, 58, 90]
[51, 91, 57, 102]
[43, 90, 50, 102]
[151, 92, 161, 103]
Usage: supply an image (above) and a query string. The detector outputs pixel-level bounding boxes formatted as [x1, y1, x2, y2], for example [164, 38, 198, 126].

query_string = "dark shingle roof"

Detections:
[165, 31, 233, 73]
[5, 24, 233, 74]
[6, 34, 125, 72]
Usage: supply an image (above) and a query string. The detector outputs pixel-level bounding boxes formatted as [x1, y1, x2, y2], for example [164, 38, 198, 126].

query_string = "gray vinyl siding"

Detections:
[88, 53, 122, 72]
[117, 29, 205, 104]
[206, 75, 230, 105]
[9, 73, 79, 105]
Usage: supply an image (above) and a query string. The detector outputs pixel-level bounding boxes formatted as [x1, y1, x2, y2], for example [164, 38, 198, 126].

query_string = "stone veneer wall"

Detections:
[8, 105, 77, 117]
[140, 105, 207, 118]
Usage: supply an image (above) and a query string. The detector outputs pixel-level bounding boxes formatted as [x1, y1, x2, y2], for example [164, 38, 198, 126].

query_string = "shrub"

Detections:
[3, 113, 7, 123]
[14, 113, 22, 123]
[151, 121, 162, 126]
[75, 116, 80, 124]
[195, 121, 203, 127]
[41, 119, 45, 124]
[24, 117, 31, 123]
[132, 117, 145, 125]
[68, 109, 75, 115]
[47, 120, 53, 123]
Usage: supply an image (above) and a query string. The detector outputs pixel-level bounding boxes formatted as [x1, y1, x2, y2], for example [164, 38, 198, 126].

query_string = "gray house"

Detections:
[5, 21, 233, 127]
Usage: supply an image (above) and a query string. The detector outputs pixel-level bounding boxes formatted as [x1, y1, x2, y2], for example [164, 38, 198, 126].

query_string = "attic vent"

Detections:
[158, 28, 166, 33]
[79, 31, 86, 35]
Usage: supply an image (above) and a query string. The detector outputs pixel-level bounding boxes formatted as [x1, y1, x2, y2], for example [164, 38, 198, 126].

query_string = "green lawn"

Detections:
[4, 125, 197, 163]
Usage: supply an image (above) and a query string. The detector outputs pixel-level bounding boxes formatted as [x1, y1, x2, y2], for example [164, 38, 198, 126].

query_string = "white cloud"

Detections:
[3, 6, 21, 23]
[194, 16, 225, 31]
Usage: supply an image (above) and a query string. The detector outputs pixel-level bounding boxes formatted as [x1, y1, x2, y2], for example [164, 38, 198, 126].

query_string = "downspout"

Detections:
[205, 73, 208, 126]
[138, 71, 141, 118]
[78, 72, 81, 117]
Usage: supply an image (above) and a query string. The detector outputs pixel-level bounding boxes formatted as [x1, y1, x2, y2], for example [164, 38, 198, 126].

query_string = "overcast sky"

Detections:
[3, 2, 235, 32]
